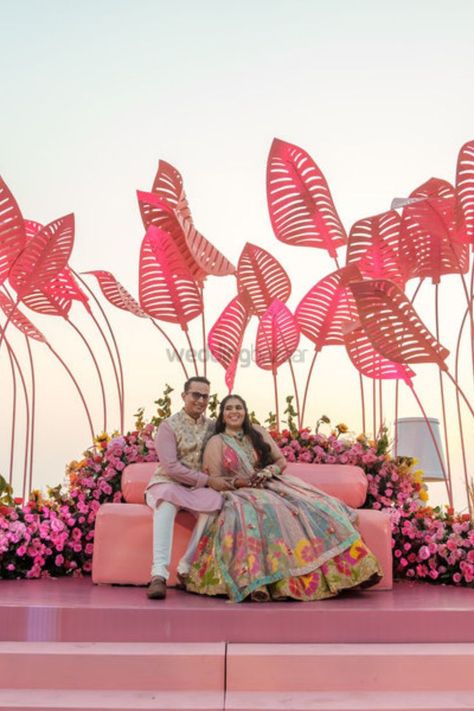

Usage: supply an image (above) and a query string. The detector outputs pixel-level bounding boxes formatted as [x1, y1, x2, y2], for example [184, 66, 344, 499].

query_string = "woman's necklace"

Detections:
[224, 428, 244, 441]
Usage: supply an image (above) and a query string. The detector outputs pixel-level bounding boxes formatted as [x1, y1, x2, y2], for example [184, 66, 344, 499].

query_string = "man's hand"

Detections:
[207, 476, 235, 491]
[233, 476, 251, 489]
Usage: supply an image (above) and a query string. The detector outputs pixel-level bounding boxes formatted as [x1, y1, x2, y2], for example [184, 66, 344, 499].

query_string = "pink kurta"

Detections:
[145, 410, 222, 513]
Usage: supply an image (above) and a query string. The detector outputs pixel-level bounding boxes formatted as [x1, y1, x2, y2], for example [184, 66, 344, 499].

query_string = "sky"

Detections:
[1, 0, 473, 509]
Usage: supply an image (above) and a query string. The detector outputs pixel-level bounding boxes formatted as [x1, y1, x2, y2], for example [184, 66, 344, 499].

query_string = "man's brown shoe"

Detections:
[147, 576, 167, 600]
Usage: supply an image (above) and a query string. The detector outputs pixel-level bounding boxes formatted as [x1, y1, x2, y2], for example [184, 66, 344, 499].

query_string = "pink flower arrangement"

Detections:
[390, 505, 474, 585]
[270, 424, 428, 511]
[0, 424, 157, 580]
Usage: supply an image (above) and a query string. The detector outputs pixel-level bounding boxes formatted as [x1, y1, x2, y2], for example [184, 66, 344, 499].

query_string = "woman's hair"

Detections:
[215, 394, 274, 468]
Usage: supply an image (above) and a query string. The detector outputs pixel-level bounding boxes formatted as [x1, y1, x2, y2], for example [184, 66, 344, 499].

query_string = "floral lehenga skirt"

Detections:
[186, 474, 382, 602]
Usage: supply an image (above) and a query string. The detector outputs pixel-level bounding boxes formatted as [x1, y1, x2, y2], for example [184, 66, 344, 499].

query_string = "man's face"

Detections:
[182, 381, 210, 420]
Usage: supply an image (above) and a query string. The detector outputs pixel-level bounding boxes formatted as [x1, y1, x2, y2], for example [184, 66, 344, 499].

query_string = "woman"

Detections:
[186, 395, 382, 602]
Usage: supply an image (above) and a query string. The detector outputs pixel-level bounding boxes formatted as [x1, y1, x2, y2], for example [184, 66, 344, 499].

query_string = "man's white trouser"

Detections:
[151, 501, 210, 580]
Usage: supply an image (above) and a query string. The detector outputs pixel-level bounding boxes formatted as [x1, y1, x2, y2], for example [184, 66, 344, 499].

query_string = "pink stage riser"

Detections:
[1, 579, 473, 644]
[0, 579, 474, 710]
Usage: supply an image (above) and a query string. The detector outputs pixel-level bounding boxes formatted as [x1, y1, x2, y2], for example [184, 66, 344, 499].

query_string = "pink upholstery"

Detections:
[285, 462, 367, 508]
[121, 462, 155, 504]
[93, 504, 195, 586]
[121, 461, 369, 508]
[92, 462, 392, 590]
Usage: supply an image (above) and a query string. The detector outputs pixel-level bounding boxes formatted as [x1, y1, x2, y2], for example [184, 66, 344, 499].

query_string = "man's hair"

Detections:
[183, 376, 211, 392]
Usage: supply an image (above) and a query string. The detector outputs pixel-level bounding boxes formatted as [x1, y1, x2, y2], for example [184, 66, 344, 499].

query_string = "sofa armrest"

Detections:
[121, 462, 157, 503]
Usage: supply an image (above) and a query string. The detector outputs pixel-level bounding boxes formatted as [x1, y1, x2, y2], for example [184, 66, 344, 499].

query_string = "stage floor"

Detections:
[0, 577, 473, 644]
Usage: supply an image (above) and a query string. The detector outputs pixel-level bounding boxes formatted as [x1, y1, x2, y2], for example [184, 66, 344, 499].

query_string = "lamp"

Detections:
[394, 417, 446, 481]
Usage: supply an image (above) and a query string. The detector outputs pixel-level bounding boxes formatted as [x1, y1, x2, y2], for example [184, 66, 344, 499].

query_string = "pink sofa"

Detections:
[92, 462, 393, 590]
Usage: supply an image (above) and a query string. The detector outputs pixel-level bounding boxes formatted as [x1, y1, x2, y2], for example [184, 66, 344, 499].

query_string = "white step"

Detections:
[0, 689, 224, 710]
[225, 690, 474, 710]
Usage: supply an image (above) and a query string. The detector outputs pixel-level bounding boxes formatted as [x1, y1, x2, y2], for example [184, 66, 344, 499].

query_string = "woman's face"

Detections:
[222, 397, 246, 429]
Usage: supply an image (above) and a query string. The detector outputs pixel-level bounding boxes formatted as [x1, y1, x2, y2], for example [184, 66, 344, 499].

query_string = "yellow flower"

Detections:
[266, 553, 280, 573]
[294, 538, 314, 566]
[222, 533, 234, 550]
[419, 488, 429, 502]
[336, 423, 349, 433]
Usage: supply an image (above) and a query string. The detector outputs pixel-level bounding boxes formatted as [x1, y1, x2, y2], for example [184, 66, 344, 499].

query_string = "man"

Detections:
[145, 376, 232, 599]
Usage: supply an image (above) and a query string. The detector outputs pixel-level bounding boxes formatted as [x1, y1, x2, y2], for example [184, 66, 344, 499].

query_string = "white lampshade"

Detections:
[395, 417, 446, 482]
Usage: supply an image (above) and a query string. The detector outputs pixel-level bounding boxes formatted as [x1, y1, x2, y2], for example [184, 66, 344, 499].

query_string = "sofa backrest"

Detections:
[121, 461, 368, 508]
[285, 462, 367, 508]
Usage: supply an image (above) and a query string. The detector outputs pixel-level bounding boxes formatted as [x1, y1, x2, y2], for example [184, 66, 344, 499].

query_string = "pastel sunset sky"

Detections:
[1, 0, 473, 508]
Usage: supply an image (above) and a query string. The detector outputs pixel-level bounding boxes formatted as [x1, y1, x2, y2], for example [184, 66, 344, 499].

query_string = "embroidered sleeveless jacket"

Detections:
[147, 409, 214, 488]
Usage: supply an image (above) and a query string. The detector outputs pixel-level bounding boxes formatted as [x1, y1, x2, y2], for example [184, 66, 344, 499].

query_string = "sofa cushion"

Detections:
[122, 461, 368, 508]
[285, 463, 368, 508]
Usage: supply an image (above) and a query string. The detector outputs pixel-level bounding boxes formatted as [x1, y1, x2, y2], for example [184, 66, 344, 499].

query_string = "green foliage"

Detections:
[153, 384, 174, 425]
[207, 393, 220, 419]
[264, 411, 277, 429]
[283, 395, 298, 435]
[133, 407, 146, 431]
[375, 425, 390, 455]
[134, 385, 174, 430]
[315, 414, 330, 433]
[0, 474, 14, 507]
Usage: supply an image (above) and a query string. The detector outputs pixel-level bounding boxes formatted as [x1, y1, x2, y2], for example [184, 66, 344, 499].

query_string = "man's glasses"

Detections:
[188, 391, 209, 401]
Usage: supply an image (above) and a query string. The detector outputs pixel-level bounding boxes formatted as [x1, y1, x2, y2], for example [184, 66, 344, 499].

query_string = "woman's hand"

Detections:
[250, 467, 273, 488]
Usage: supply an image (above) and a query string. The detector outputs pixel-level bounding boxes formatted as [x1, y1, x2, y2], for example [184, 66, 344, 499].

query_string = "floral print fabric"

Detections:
[186, 436, 382, 601]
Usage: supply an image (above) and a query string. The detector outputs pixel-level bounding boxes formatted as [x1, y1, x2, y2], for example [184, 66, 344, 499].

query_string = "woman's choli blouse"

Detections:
[202, 425, 286, 481]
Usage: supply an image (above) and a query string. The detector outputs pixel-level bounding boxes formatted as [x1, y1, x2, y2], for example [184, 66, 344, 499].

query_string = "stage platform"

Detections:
[0, 577, 473, 644]
[1, 578, 474, 710]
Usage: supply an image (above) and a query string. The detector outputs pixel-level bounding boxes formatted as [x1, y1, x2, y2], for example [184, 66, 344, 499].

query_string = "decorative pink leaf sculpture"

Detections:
[0, 292, 46, 342]
[0, 177, 26, 286]
[22, 268, 90, 318]
[346, 211, 405, 287]
[151, 160, 192, 223]
[84, 270, 148, 318]
[8, 214, 75, 297]
[456, 140, 474, 245]
[24, 220, 44, 240]
[295, 265, 358, 351]
[175, 211, 236, 278]
[256, 299, 300, 373]
[16, 219, 88, 316]
[22, 287, 70, 318]
[410, 177, 455, 200]
[349, 279, 449, 369]
[400, 186, 469, 283]
[139, 225, 202, 329]
[237, 242, 291, 316]
[266, 138, 347, 256]
[137, 190, 206, 282]
[208, 295, 251, 391]
[342, 319, 415, 384]
[44, 268, 89, 309]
